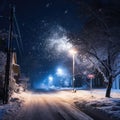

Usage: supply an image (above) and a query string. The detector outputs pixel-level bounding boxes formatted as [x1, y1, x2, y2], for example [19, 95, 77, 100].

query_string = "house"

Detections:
[11, 52, 30, 91]
[8, 52, 21, 93]
[11, 52, 20, 82]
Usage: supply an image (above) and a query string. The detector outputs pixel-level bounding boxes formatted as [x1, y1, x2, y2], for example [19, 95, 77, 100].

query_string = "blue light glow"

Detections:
[48, 75, 53, 81]
[56, 68, 64, 76]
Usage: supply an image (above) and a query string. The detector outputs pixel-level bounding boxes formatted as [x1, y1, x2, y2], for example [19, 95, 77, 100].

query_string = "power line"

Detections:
[13, 23, 22, 57]
[13, 10, 24, 54]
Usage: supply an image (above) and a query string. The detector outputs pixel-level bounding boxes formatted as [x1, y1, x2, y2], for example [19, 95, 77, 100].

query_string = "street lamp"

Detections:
[48, 75, 53, 82]
[56, 68, 63, 76]
[69, 48, 77, 92]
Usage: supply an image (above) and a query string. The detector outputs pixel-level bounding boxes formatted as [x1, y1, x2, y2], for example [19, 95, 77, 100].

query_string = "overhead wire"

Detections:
[13, 22, 22, 57]
[13, 10, 24, 55]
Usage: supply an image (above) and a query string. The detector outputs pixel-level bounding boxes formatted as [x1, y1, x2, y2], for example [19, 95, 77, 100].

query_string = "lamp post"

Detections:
[87, 74, 95, 96]
[69, 49, 77, 92]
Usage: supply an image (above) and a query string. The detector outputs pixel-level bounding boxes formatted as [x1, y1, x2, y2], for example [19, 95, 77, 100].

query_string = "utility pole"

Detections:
[3, 5, 14, 104]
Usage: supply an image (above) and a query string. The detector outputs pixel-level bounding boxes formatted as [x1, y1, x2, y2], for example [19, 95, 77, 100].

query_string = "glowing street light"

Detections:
[56, 68, 63, 76]
[49, 75, 53, 81]
[69, 49, 77, 55]
[69, 48, 77, 92]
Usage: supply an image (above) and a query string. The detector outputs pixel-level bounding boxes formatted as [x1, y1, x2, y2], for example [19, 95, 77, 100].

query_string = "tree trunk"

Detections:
[105, 75, 112, 97]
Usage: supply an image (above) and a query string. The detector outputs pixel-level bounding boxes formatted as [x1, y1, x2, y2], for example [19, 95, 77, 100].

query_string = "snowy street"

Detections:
[3, 89, 93, 120]
[0, 1, 120, 120]
[1, 89, 120, 120]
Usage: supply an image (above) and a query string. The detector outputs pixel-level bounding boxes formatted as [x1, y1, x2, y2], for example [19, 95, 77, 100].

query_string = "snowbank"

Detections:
[0, 92, 24, 120]
[70, 89, 120, 120]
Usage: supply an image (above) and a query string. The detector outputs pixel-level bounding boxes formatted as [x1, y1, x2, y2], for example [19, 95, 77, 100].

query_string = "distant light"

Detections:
[56, 68, 63, 76]
[48, 75, 53, 82]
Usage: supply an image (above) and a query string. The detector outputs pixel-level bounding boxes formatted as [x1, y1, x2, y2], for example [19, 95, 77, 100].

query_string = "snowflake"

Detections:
[41, 20, 45, 23]
[64, 10, 68, 14]
[46, 3, 50, 8]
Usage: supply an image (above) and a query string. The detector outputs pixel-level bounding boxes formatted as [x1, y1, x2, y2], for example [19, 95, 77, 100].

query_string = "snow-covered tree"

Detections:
[68, 0, 120, 97]
[0, 30, 7, 86]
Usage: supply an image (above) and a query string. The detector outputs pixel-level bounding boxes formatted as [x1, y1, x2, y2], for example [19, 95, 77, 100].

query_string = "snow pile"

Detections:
[70, 89, 120, 120]
[86, 98, 120, 120]
[0, 92, 24, 120]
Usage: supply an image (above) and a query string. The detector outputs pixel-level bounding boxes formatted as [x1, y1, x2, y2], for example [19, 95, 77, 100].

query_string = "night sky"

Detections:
[0, 0, 120, 85]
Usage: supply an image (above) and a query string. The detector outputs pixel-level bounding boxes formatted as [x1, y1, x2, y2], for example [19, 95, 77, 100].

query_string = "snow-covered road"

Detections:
[3, 90, 93, 120]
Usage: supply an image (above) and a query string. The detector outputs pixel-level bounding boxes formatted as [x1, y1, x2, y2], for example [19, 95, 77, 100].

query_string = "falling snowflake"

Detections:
[46, 25, 73, 54]
[41, 20, 45, 23]
[64, 10, 68, 14]
[46, 3, 50, 8]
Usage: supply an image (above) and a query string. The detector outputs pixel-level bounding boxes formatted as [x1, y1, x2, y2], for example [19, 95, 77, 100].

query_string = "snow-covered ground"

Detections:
[57, 88, 120, 120]
[0, 89, 120, 120]
[0, 96, 23, 120]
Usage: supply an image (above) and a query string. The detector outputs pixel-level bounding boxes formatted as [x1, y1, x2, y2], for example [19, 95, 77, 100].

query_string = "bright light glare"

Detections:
[48, 75, 53, 82]
[69, 48, 77, 55]
[56, 68, 63, 76]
